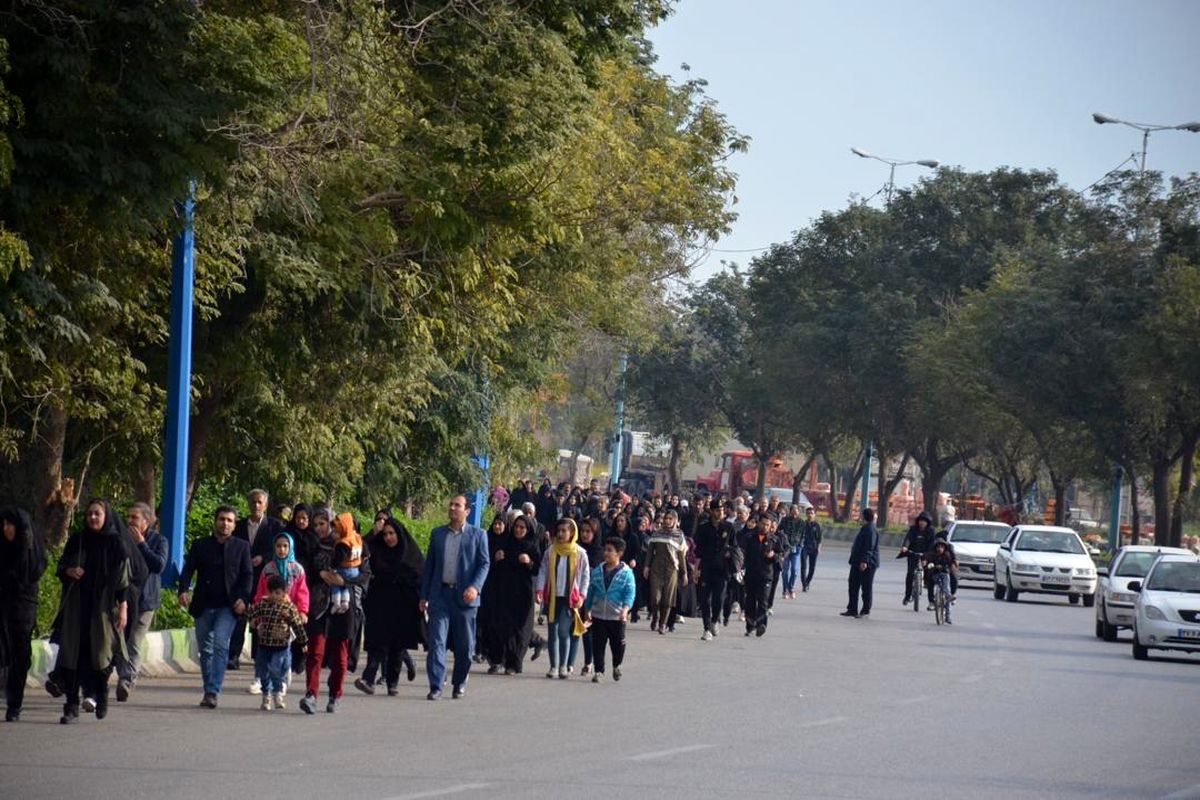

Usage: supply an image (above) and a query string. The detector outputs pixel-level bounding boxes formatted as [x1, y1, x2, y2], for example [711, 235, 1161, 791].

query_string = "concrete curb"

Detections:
[26, 628, 249, 686]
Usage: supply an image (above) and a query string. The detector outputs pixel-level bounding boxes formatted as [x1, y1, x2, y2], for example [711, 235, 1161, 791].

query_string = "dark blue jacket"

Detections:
[849, 523, 880, 569]
[420, 524, 490, 610]
[137, 530, 169, 611]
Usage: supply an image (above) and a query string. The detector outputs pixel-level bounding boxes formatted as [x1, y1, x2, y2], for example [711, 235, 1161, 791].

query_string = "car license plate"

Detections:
[1178, 628, 1200, 639]
[1042, 575, 1070, 585]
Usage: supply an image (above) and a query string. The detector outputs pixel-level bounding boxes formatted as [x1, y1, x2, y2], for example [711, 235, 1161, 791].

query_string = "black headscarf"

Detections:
[0, 506, 47, 596]
[372, 517, 424, 579]
[64, 499, 133, 598]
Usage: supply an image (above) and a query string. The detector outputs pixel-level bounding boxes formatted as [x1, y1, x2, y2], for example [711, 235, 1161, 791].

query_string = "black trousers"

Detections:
[699, 569, 727, 632]
[723, 577, 742, 623]
[743, 577, 769, 632]
[768, 564, 782, 608]
[363, 645, 414, 687]
[228, 618, 247, 666]
[590, 618, 626, 673]
[3, 617, 34, 711]
[848, 565, 876, 615]
[903, 554, 922, 600]
[800, 547, 818, 588]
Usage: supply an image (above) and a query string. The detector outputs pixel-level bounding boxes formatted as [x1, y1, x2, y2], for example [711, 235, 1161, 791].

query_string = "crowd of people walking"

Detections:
[0, 479, 840, 723]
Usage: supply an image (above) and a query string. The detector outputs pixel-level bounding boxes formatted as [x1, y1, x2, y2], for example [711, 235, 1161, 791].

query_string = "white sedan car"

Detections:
[1096, 545, 1192, 641]
[1131, 554, 1200, 660]
[945, 521, 1011, 583]
[992, 525, 1098, 606]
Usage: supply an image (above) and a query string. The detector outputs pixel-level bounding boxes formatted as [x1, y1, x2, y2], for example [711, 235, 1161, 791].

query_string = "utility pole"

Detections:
[609, 353, 628, 488]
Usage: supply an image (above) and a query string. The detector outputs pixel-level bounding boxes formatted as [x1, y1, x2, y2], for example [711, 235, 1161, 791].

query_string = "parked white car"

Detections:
[945, 521, 1011, 583]
[1130, 554, 1200, 660]
[1096, 545, 1192, 641]
[992, 525, 1098, 606]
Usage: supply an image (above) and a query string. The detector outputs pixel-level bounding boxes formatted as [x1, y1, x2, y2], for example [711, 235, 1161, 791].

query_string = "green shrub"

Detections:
[151, 590, 194, 631]
[35, 548, 61, 638]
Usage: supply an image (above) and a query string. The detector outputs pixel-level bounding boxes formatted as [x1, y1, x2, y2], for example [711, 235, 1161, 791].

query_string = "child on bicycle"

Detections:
[923, 539, 957, 624]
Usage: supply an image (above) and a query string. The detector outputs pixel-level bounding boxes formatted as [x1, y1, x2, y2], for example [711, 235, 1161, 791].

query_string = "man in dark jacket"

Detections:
[694, 502, 734, 641]
[899, 511, 935, 606]
[116, 503, 168, 701]
[229, 489, 285, 673]
[178, 506, 254, 709]
[799, 506, 822, 592]
[741, 515, 781, 637]
[842, 507, 880, 619]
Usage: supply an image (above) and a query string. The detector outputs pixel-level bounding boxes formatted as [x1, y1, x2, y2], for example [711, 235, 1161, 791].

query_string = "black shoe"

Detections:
[487, 664, 500, 674]
[387, 685, 399, 696]
[199, 692, 218, 709]
[452, 686, 465, 699]
[755, 625, 766, 637]
[427, 689, 442, 701]
[299, 693, 316, 714]
[859, 611, 870, 617]
[839, 610, 859, 618]
[116, 679, 131, 703]
[95, 702, 108, 721]
[226, 659, 240, 671]
[406, 663, 417, 682]
[5, 708, 20, 722]
[59, 706, 79, 725]
[44, 679, 63, 699]
[530, 640, 543, 662]
[353, 677, 375, 696]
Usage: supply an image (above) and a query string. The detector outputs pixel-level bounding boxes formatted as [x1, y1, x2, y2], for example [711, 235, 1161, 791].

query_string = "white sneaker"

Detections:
[701, 630, 713, 641]
[81, 697, 97, 713]
[272, 693, 286, 710]
[546, 669, 556, 679]
[248, 678, 263, 695]
[711, 626, 720, 638]
[260, 695, 271, 711]
[279, 682, 287, 697]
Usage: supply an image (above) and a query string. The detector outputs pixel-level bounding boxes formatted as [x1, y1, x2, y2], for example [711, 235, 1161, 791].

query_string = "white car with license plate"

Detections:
[945, 521, 1011, 583]
[1096, 545, 1192, 641]
[992, 525, 1098, 606]
[1130, 554, 1200, 660]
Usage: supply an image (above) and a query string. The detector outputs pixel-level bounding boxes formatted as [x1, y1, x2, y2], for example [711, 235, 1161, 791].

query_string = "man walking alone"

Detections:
[842, 507, 879, 619]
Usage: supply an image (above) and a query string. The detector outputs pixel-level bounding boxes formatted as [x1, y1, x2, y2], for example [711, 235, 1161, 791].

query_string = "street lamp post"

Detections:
[1091, 112, 1200, 549]
[849, 147, 939, 511]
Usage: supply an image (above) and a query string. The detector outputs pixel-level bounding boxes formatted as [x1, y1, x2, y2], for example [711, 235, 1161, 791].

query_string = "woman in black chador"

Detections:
[0, 507, 48, 721]
[481, 514, 542, 674]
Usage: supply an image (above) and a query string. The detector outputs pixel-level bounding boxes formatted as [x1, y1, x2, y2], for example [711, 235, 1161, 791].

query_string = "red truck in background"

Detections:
[695, 450, 796, 499]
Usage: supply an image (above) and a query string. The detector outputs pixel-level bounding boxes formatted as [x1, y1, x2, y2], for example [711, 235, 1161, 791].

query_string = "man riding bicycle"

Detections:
[923, 539, 957, 624]
[898, 511, 935, 606]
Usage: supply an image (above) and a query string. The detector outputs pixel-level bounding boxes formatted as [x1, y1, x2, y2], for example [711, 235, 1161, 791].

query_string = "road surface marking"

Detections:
[630, 744, 715, 761]
[895, 695, 932, 706]
[382, 784, 489, 800]
[796, 716, 849, 729]
[959, 673, 984, 684]
[1163, 783, 1200, 800]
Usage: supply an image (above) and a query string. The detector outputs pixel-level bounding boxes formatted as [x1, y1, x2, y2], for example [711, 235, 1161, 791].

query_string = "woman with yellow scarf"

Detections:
[535, 518, 591, 679]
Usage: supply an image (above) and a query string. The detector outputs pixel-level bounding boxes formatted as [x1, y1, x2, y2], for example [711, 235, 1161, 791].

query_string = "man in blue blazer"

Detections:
[420, 495, 490, 700]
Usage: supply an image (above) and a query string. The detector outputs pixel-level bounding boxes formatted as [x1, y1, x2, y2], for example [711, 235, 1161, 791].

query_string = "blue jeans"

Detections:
[800, 547, 818, 589]
[194, 607, 237, 695]
[425, 585, 478, 692]
[254, 645, 290, 694]
[546, 601, 579, 669]
[782, 550, 802, 593]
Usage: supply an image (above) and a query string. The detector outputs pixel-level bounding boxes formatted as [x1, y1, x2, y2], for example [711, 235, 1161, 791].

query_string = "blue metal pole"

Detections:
[1108, 465, 1124, 551]
[609, 353, 628, 487]
[468, 453, 490, 528]
[161, 191, 196, 586]
[860, 440, 873, 511]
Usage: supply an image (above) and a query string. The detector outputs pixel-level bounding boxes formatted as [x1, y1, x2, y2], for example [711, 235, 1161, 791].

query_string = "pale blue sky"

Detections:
[647, 0, 1200, 276]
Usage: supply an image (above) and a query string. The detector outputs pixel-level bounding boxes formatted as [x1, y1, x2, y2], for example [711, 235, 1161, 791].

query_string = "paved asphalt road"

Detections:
[2, 541, 1198, 800]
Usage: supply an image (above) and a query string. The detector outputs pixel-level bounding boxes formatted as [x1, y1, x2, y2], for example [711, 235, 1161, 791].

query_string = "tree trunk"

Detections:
[754, 448, 768, 502]
[1049, 471, 1068, 526]
[876, 452, 910, 530]
[667, 434, 683, 496]
[791, 454, 816, 506]
[28, 405, 74, 548]
[133, 457, 157, 506]
[1128, 466, 1141, 543]
[821, 451, 839, 520]
[1170, 431, 1197, 548]
[1151, 458, 1173, 547]
[184, 385, 226, 507]
[838, 447, 866, 524]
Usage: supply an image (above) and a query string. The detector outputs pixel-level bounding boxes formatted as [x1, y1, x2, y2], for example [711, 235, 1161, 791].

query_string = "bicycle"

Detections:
[909, 556, 924, 614]
[929, 568, 951, 625]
